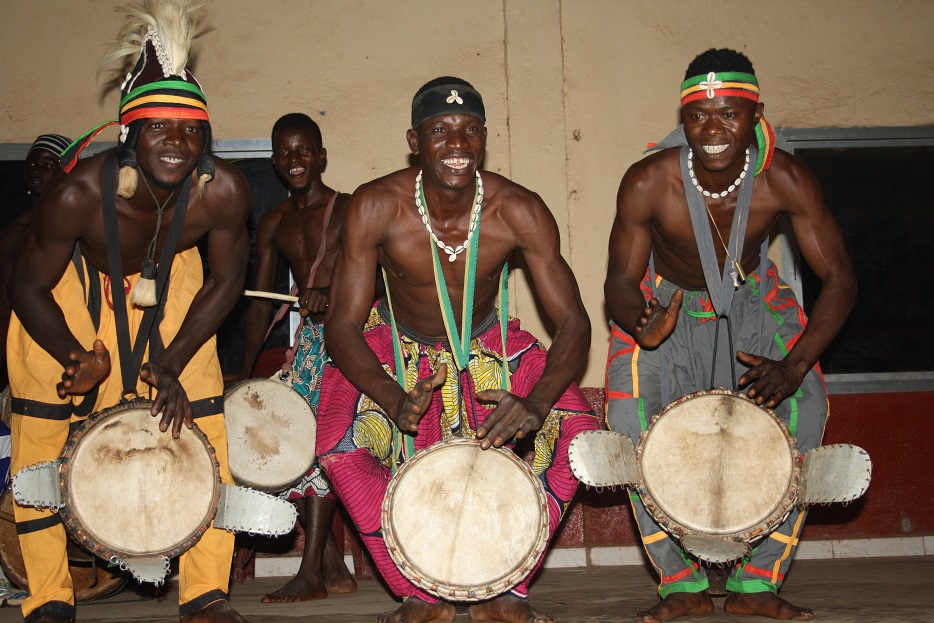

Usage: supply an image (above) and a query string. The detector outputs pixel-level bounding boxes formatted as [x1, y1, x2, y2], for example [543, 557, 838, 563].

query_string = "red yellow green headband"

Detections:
[680, 71, 773, 175]
[680, 71, 759, 105]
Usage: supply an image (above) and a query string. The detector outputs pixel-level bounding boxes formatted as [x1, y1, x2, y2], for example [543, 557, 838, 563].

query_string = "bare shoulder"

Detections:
[348, 167, 414, 217]
[480, 170, 546, 220]
[41, 153, 106, 222]
[202, 156, 250, 221]
[619, 148, 678, 198]
[756, 148, 824, 214]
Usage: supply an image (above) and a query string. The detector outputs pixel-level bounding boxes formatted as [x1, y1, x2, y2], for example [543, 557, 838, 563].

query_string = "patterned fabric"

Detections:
[317, 303, 600, 603]
[279, 320, 332, 500]
[605, 261, 828, 596]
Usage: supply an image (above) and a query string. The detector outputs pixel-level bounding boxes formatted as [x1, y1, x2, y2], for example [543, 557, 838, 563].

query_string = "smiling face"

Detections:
[135, 117, 205, 189]
[271, 125, 325, 193]
[407, 114, 486, 191]
[23, 148, 62, 197]
[682, 96, 762, 178]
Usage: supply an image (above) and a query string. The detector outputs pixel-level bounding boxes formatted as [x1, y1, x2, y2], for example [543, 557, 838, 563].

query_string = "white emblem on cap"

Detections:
[446, 90, 464, 105]
[699, 72, 724, 98]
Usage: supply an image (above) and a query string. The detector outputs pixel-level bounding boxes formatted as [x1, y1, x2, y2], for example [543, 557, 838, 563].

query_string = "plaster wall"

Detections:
[2, 0, 933, 386]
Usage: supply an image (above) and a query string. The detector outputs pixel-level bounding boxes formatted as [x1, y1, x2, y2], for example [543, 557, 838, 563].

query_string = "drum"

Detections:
[58, 400, 221, 569]
[224, 378, 316, 492]
[381, 438, 549, 602]
[635, 388, 800, 544]
[0, 490, 129, 602]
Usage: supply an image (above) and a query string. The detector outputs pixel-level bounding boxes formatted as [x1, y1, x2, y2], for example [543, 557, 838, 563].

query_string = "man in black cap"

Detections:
[318, 76, 600, 623]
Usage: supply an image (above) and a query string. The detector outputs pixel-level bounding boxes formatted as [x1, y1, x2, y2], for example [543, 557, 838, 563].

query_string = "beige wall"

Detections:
[2, 0, 933, 386]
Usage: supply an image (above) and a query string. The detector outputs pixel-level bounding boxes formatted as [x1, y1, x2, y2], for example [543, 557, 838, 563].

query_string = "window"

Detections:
[776, 127, 934, 394]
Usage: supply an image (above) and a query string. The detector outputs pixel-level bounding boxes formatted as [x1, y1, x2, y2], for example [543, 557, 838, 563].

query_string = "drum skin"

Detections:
[58, 401, 220, 564]
[223, 378, 316, 492]
[382, 438, 549, 602]
[0, 490, 129, 602]
[636, 389, 800, 542]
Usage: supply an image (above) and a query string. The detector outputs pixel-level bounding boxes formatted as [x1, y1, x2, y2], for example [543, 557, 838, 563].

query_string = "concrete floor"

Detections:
[12, 556, 933, 622]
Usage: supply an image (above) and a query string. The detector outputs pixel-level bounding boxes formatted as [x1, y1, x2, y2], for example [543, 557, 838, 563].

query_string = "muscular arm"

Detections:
[740, 157, 856, 400]
[9, 178, 94, 366]
[605, 157, 683, 348]
[324, 186, 411, 422]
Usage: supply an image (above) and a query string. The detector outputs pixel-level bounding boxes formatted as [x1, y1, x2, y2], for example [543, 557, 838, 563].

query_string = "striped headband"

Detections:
[680, 71, 773, 175]
[119, 78, 210, 126]
[680, 71, 759, 105]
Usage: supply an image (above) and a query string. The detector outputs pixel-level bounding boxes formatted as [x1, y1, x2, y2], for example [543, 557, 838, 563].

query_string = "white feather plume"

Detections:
[97, 0, 207, 80]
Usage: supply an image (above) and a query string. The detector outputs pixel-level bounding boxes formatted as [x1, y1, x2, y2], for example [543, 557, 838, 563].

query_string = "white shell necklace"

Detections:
[415, 169, 483, 262]
[688, 147, 749, 199]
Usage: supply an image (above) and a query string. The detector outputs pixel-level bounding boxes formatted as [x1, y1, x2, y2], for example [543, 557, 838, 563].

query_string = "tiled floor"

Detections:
[28, 555, 934, 622]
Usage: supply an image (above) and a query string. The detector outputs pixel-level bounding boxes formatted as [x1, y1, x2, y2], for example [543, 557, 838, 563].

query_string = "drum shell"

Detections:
[0, 489, 129, 602]
[57, 400, 221, 566]
[381, 438, 550, 602]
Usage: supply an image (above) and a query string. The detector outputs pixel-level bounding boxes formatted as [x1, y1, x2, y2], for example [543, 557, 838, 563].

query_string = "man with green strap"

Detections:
[318, 76, 600, 623]
[604, 48, 856, 621]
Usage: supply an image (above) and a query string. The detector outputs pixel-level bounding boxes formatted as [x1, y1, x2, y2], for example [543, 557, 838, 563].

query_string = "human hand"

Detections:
[393, 364, 447, 433]
[57, 339, 110, 398]
[737, 351, 803, 409]
[298, 287, 329, 317]
[140, 362, 193, 439]
[474, 390, 546, 450]
[634, 290, 683, 348]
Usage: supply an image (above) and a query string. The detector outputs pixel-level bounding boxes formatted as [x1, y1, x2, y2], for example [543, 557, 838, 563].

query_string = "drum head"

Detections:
[60, 402, 219, 560]
[639, 391, 797, 537]
[382, 439, 549, 601]
[224, 379, 317, 492]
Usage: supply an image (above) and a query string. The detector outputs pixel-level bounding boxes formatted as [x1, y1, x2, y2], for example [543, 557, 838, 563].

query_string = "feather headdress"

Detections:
[62, 0, 213, 200]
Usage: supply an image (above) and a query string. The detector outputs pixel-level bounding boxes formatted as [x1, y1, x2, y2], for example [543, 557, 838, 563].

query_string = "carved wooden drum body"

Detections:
[382, 438, 550, 601]
[224, 378, 316, 492]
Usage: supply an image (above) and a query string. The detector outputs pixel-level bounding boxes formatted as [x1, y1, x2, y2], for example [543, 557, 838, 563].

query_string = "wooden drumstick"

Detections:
[243, 289, 299, 303]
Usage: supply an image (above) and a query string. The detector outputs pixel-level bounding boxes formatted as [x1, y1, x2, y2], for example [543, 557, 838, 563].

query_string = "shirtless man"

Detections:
[7, 3, 252, 621]
[604, 48, 856, 622]
[318, 77, 600, 623]
[0, 134, 71, 379]
[231, 112, 356, 602]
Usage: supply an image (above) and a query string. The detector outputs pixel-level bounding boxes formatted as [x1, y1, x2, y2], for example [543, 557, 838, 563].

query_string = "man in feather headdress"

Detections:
[6, 2, 252, 621]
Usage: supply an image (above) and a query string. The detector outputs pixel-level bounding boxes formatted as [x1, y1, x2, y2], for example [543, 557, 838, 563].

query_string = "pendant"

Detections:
[730, 268, 741, 289]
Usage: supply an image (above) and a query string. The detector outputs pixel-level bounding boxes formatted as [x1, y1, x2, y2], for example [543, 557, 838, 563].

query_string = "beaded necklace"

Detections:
[687, 147, 749, 199]
[415, 170, 483, 262]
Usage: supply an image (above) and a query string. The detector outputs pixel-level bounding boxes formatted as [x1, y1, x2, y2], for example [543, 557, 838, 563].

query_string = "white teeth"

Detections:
[161, 156, 184, 163]
[442, 157, 470, 169]
[702, 144, 728, 155]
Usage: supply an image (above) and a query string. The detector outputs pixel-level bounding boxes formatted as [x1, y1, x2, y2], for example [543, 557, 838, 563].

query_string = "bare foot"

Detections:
[724, 592, 815, 620]
[636, 591, 715, 622]
[179, 600, 251, 622]
[469, 594, 555, 623]
[323, 531, 358, 594]
[377, 597, 455, 623]
[260, 574, 327, 603]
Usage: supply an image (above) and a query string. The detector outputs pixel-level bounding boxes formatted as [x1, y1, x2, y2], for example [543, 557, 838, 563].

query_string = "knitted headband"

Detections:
[411, 83, 485, 130]
[680, 71, 773, 175]
[28, 134, 74, 159]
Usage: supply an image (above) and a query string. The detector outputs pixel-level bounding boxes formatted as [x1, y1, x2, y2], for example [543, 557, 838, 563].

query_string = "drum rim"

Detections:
[223, 377, 317, 492]
[381, 438, 550, 602]
[635, 388, 801, 542]
[57, 399, 221, 564]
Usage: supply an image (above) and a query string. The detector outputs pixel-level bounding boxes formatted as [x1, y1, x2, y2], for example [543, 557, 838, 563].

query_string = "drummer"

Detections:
[604, 48, 855, 622]
[230, 112, 357, 602]
[317, 77, 601, 623]
[6, 3, 252, 622]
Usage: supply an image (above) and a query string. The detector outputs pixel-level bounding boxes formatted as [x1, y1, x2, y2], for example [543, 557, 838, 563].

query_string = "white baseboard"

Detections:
[253, 537, 932, 578]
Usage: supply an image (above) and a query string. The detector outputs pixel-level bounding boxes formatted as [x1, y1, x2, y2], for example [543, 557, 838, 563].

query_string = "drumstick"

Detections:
[243, 290, 299, 303]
